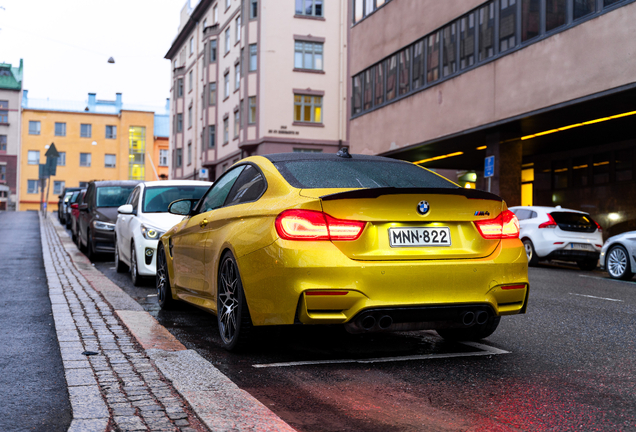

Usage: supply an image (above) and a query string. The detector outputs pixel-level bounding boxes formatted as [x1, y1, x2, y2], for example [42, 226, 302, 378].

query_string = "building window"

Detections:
[177, 113, 183, 132]
[129, 127, 146, 180]
[398, 48, 410, 95]
[188, 105, 193, 128]
[413, 40, 425, 88]
[177, 78, 184, 97]
[55, 122, 66, 137]
[190, 37, 194, 55]
[552, 160, 568, 189]
[53, 181, 65, 195]
[546, 0, 567, 31]
[352, 75, 362, 115]
[293, 148, 323, 153]
[187, 142, 192, 165]
[225, 28, 231, 54]
[105, 154, 116, 168]
[0, 135, 6, 151]
[593, 152, 610, 184]
[604, 0, 622, 6]
[234, 111, 240, 137]
[248, 97, 256, 124]
[250, 0, 258, 19]
[224, 73, 230, 98]
[80, 124, 92, 138]
[27, 180, 39, 194]
[374, 63, 384, 106]
[460, 14, 476, 69]
[294, 41, 323, 70]
[210, 40, 217, 63]
[226, 0, 231, 9]
[176, 148, 183, 167]
[223, 118, 229, 143]
[294, 94, 322, 123]
[159, 149, 169, 166]
[499, 0, 517, 53]
[235, 65, 240, 90]
[521, 0, 540, 42]
[0, 165, 5, 181]
[386, 54, 397, 100]
[0, 101, 7, 123]
[79, 181, 88, 188]
[249, 44, 257, 71]
[479, 3, 495, 61]
[213, 5, 218, 22]
[574, 0, 596, 20]
[572, 156, 589, 187]
[58, 152, 66, 166]
[209, 125, 216, 148]
[363, 69, 373, 110]
[427, 32, 440, 83]
[106, 125, 117, 139]
[295, 0, 323, 16]
[80, 153, 91, 167]
[189, 70, 193, 91]
[210, 82, 217, 105]
[442, 23, 457, 77]
[236, 16, 241, 42]
[29, 121, 41, 135]
[28, 150, 40, 165]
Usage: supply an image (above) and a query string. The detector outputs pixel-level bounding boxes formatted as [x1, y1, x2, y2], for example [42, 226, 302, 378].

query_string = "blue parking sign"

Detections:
[484, 156, 495, 178]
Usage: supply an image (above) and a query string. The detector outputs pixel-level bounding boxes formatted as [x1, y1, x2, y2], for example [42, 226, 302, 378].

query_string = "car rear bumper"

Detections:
[238, 238, 529, 326]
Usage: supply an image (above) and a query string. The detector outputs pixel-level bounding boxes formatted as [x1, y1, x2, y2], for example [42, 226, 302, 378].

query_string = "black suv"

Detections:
[57, 187, 83, 224]
[77, 180, 140, 259]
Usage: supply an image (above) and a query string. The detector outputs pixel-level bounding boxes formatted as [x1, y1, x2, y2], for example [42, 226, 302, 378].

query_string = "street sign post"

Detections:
[40, 143, 60, 217]
[484, 155, 495, 193]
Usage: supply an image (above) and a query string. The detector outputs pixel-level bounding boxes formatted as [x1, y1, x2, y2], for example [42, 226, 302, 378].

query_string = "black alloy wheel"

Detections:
[523, 239, 539, 267]
[130, 243, 142, 286]
[436, 316, 501, 341]
[114, 241, 128, 273]
[607, 245, 634, 280]
[156, 245, 175, 309]
[217, 252, 253, 351]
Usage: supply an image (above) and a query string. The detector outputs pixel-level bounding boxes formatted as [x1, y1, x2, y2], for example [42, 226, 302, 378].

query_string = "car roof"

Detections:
[90, 180, 142, 187]
[141, 180, 212, 188]
[262, 152, 409, 164]
[510, 205, 588, 214]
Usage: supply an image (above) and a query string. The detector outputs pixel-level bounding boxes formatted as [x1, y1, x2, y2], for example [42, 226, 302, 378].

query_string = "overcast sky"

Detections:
[0, 0, 190, 108]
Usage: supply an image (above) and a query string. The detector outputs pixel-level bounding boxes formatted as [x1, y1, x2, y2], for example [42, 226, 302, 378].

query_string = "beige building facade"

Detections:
[349, 0, 636, 237]
[166, 0, 348, 181]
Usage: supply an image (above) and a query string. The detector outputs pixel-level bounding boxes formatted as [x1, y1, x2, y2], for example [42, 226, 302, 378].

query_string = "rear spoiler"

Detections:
[320, 187, 503, 202]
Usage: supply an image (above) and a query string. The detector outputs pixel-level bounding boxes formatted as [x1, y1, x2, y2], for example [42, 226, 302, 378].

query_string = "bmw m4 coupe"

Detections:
[157, 152, 529, 350]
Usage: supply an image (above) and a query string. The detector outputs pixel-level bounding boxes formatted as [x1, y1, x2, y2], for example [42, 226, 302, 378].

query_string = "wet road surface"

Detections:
[90, 251, 636, 431]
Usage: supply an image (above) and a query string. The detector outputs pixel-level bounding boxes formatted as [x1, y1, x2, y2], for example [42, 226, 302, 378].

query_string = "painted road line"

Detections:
[569, 293, 623, 302]
[579, 274, 636, 285]
[252, 341, 510, 368]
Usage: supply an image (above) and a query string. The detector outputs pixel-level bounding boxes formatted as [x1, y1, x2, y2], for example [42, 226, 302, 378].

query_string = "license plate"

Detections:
[389, 227, 451, 247]
[570, 243, 594, 251]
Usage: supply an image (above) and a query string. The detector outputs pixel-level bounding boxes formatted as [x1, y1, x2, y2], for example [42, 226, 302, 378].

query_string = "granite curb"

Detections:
[42, 214, 297, 432]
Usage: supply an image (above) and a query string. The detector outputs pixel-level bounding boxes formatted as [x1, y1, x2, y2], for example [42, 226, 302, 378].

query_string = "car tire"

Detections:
[577, 259, 598, 271]
[114, 241, 128, 273]
[156, 245, 176, 310]
[436, 316, 501, 342]
[130, 243, 142, 286]
[523, 239, 539, 267]
[606, 245, 634, 280]
[217, 251, 253, 351]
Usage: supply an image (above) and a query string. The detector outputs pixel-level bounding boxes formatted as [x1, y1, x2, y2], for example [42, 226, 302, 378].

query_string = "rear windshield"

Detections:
[96, 186, 136, 208]
[274, 160, 457, 189]
[550, 212, 594, 226]
[143, 185, 210, 213]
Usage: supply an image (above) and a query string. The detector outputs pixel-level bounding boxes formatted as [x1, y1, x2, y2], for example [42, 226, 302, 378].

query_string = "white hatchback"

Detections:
[509, 206, 603, 271]
[115, 180, 212, 285]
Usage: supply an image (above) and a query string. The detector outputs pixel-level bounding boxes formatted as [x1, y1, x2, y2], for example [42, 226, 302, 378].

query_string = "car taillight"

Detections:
[474, 210, 520, 239]
[594, 220, 603, 232]
[275, 209, 366, 241]
[538, 213, 557, 229]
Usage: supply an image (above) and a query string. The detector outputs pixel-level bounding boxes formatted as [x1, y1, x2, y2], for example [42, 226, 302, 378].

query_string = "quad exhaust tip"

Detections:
[361, 315, 376, 330]
[462, 311, 476, 326]
[378, 315, 393, 330]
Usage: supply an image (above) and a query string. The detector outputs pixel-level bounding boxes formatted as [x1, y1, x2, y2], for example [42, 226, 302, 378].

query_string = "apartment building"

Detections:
[165, 0, 348, 181]
[349, 0, 636, 237]
[20, 92, 169, 211]
[0, 60, 23, 211]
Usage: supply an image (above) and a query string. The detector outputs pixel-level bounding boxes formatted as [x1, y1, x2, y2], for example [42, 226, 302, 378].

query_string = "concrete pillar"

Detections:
[485, 132, 522, 207]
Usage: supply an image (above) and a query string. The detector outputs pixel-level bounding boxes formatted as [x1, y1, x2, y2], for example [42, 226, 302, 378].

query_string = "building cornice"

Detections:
[165, 0, 215, 60]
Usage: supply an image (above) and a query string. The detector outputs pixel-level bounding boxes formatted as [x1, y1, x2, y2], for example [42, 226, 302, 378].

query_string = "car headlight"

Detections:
[93, 221, 115, 231]
[141, 224, 165, 240]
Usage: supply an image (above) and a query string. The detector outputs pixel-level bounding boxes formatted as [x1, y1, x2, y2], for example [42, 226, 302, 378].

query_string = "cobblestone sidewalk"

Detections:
[41, 216, 207, 432]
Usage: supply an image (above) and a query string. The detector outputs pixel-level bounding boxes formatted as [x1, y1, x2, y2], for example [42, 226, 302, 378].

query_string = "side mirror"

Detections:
[168, 199, 194, 216]
[71, 203, 78, 209]
[79, 203, 88, 212]
[118, 204, 134, 215]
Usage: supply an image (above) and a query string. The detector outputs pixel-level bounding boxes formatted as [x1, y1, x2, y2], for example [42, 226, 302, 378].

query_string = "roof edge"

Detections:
[165, 0, 214, 60]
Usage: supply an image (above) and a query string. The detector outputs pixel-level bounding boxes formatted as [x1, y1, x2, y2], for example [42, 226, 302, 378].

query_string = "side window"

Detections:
[515, 209, 530, 220]
[224, 165, 266, 206]
[128, 187, 141, 211]
[530, 211, 537, 219]
[198, 166, 246, 213]
[86, 185, 95, 209]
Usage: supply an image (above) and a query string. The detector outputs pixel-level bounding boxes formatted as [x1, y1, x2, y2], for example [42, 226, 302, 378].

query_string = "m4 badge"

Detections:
[474, 211, 491, 216]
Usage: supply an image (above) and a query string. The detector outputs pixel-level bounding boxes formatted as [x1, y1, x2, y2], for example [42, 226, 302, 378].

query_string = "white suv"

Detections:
[509, 206, 603, 271]
[115, 180, 212, 285]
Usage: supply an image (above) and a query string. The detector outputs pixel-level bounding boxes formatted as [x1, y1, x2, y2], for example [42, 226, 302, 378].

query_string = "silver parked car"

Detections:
[600, 231, 636, 280]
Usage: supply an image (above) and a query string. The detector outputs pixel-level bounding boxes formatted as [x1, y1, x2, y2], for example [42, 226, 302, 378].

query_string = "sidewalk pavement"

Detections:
[41, 214, 297, 432]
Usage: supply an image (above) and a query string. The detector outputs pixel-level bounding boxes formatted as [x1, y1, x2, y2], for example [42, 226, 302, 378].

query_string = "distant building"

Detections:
[349, 0, 636, 237]
[0, 59, 23, 211]
[165, 0, 349, 181]
[19, 92, 169, 211]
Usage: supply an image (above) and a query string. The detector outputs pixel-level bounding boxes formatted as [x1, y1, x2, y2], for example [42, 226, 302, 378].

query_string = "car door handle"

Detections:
[200, 219, 209, 228]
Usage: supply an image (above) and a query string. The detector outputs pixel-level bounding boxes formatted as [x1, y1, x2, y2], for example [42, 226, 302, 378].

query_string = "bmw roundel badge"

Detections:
[417, 200, 430, 215]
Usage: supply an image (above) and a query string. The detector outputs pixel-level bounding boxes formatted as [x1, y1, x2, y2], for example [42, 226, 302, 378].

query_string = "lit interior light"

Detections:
[476, 146, 487, 150]
[608, 213, 620, 221]
[414, 151, 464, 165]
[521, 110, 636, 141]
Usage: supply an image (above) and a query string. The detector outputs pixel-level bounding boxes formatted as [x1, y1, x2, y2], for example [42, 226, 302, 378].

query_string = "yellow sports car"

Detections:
[156, 151, 528, 350]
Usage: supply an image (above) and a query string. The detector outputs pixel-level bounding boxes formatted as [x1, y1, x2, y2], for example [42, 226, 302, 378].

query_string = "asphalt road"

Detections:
[0, 212, 71, 432]
[90, 249, 636, 431]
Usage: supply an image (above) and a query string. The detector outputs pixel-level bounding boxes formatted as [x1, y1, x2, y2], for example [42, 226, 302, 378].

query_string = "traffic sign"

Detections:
[484, 156, 495, 178]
